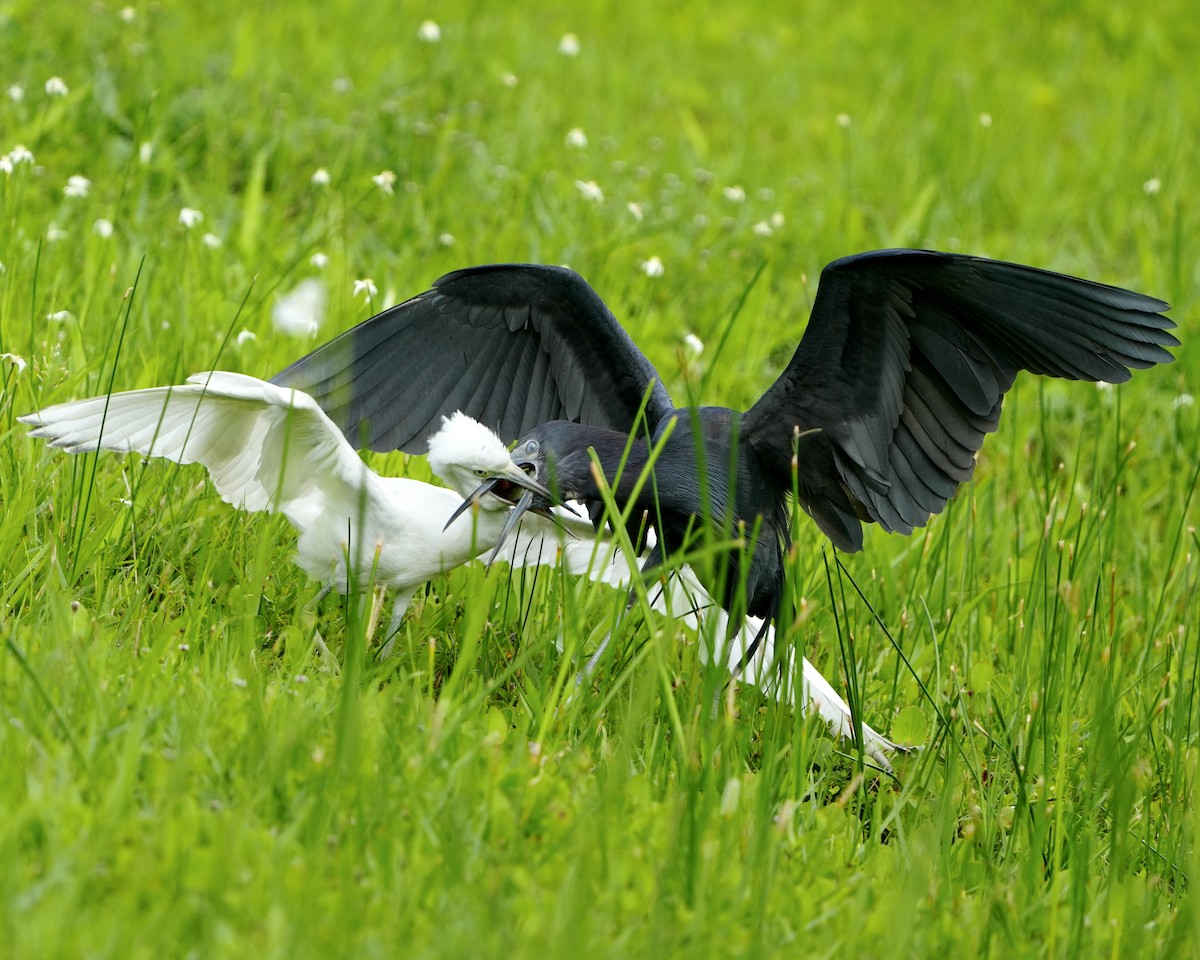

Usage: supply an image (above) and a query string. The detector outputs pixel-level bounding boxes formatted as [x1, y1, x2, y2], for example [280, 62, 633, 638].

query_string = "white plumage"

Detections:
[21, 372, 900, 766]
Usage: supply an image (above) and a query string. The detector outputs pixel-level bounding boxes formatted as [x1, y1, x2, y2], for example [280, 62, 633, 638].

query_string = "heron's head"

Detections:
[427, 412, 553, 515]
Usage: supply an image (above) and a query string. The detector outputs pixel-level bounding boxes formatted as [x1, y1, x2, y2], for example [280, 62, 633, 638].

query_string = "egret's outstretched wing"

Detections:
[271, 264, 675, 453]
[742, 249, 1178, 551]
[19, 372, 369, 527]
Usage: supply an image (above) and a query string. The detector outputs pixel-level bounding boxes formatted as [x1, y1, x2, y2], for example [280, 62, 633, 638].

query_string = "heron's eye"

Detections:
[524, 440, 540, 455]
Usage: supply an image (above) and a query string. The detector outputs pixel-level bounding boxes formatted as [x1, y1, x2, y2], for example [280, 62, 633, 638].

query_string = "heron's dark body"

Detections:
[272, 250, 1178, 647]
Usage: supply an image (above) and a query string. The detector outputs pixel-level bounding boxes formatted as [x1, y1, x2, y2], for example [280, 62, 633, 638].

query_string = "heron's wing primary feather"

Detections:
[741, 249, 1177, 551]
[271, 264, 675, 453]
[19, 372, 370, 527]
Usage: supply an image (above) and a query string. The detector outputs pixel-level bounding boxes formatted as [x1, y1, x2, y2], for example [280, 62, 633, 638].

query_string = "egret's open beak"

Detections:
[486, 488, 539, 566]
[442, 462, 555, 532]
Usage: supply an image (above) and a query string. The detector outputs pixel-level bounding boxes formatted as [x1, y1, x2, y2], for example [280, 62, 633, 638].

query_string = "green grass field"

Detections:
[2, 1, 1198, 956]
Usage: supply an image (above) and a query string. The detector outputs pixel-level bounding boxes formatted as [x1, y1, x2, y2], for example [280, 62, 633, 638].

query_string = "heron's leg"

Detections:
[576, 543, 665, 686]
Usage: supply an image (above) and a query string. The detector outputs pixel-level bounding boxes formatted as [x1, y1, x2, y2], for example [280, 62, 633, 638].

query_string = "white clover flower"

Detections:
[236, 330, 258, 347]
[574, 179, 604, 203]
[692, 213, 709, 228]
[722, 185, 746, 203]
[683, 333, 704, 356]
[770, 211, 785, 229]
[980, 112, 993, 128]
[353, 278, 378, 300]
[311, 167, 331, 186]
[272, 278, 327, 337]
[627, 201, 644, 222]
[752, 221, 774, 237]
[230, 677, 247, 689]
[558, 33, 580, 56]
[1, 352, 28, 374]
[501, 72, 519, 88]
[7, 84, 24, 102]
[46, 224, 68, 242]
[1143, 177, 1162, 196]
[438, 233, 455, 247]
[7, 144, 33, 165]
[93, 218, 114, 238]
[178, 207, 203, 228]
[139, 141, 153, 164]
[1173, 394, 1195, 409]
[372, 170, 397, 195]
[120, 6, 137, 22]
[201, 232, 222, 249]
[640, 255, 664, 278]
[836, 113, 851, 127]
[45, 76, 69, 97]
[332, 77, 352, 93]
[417, 20, 441, 43]
[63, 174, 91, 198]
[310, 252, 330, 269]
[1095, 381, 1114, 392]
[0, 156, 11, 176]
[565, 127, 588, 149]
[47, 310, 74, 322]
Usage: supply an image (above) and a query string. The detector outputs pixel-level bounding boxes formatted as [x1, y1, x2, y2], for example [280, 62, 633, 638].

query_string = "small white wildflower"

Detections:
[0, 156, 11, 176]
[45, 76, 69, 97]
[684, 333, 704, 356]
[7, 144, 33, 165]
[980, 112, 993, 128]
[723, 185, 746, 203]
[178, 207, 203, 228]
[332, 77, 352, 93]
[372, 170, 397, 194]
[574, 179, 604, 203]
[1143, 178, 1162, 196]
[1, 353, 28, 374]
[770, 211, 785, 229]
[501, 71, 519, 88]
[757, 187, 775, 201]
[63, 174, 91, 198]
[311, 167, 331, 186]
[201, 232, 222, 249]
[295, 674, 309, 684]
[693, 213, 709, 229]
[236, 330, 258, 347]
[752, 221, 774, 237]
[272, 278, 327, 337]
[836, 112, 851, 127]
[640, 255, 664, 278]
[310, 251, 330, 269]
[438, 233, 455, 247]
[417, 19, 441, 43]
[93, 218, 114, 238]
[558, 33, 580, 56]
[1173, 394, 1195, 409]
[7, 84, 23, 102]
[138, 141, 153, 164]
[627, 202, 644, 222]
[160, 320, 170, 330]
[353, 278, 378, 300]
[565, 127, 588, 149]
[119, 6, 136, 22]
[231, 677, 247, 689]
[46, 224, 68, 242]
[1095, 381, 1114, 392]
[47, 310, 74, 322]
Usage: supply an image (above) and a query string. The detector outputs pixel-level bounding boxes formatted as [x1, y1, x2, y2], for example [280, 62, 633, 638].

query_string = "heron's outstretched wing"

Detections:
[271, 264, 674, 453]
[741, 249, 1177, 551]
[19, 372, 370, 528]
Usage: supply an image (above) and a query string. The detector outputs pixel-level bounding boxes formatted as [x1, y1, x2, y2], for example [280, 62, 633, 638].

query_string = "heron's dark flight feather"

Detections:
[272, 264, 674, 452]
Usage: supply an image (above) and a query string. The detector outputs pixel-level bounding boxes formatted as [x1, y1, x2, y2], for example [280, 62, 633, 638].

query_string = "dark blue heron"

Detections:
[272, 249, 1177, 668]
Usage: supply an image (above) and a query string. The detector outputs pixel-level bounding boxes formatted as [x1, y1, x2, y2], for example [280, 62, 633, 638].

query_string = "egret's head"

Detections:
[426, 412, 539, 508]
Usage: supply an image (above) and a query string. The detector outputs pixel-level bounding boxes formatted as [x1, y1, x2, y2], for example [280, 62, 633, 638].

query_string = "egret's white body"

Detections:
[22, 372, 900, 765]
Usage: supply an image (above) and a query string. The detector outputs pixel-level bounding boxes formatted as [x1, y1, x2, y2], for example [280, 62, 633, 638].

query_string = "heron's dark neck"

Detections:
[551, 425, 656, 507]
